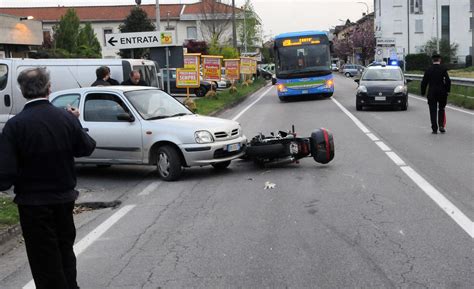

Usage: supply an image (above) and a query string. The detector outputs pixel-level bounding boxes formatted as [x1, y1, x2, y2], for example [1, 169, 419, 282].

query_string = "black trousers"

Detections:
[18, 202, 79, 289]
[428, 97, 447, 132]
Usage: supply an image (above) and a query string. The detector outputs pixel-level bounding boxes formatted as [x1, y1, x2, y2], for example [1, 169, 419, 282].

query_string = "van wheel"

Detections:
[194, 86, 207, 97]
[212, 160, 231, 170]
[157, 145, 182, 181]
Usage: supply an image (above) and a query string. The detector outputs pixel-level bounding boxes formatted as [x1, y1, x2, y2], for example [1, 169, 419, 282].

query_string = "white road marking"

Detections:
[232, 86, 274, 121]
[331, 98, 370, 133]
[138, 181, 161, 196]
[375, 141, 391, 152]
[366, 133, 380, 141]
[332, 97, 474, 238]
[23, 205, 136, 289]
[386, 152, 406, 166]
[400, 166, 474, 238]
[409, 94, 474, 116]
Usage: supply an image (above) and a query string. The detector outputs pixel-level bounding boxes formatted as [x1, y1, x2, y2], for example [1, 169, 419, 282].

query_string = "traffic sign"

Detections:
[105, 31, 176, 49]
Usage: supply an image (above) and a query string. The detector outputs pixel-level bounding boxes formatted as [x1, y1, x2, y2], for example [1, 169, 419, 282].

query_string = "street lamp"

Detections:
[19, 16, 34, 21]
[356, 1, 369, 15]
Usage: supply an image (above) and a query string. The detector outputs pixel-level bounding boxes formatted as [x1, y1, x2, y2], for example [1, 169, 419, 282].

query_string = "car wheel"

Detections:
[213, 82, 218, 91]
[356, 103, 362, 111]
[401, 101, 408, 111]
[345, 72, 351, 77]
[264, 74, 272, 80]
[212, 160, 231, 170]
[272, 78, 277, 85]
[96, 164, 111, 168]
[157, 145, 182, 181]
[195, 86, 208, 97]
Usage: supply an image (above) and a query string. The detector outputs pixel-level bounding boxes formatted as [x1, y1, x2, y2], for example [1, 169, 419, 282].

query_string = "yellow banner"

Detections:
[176, 68, 200, 88]
[224, 59, 240, 81]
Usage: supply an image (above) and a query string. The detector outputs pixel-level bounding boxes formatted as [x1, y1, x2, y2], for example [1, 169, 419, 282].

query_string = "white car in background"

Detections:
[50, 86, 247, 181]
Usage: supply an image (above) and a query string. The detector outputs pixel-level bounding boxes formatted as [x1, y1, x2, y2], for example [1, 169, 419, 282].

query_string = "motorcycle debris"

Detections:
[264, 181, 276, 190]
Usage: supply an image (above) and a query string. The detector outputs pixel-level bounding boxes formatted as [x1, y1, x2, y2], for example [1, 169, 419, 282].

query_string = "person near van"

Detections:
[0, 68, 96, 289]
[421, 54, 451, 134]
[121, 70, 148, 86]
[91, 66, 111, 86]
[105, 66, 120, 85]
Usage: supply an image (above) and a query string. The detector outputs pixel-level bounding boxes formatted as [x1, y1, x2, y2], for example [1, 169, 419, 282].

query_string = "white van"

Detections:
[0, 58, 160, 129]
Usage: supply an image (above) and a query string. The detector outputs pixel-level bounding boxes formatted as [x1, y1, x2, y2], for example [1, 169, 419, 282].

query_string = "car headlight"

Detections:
[195, 130, 214, 143]
[357, 85, 368, 94]
[394, 85, 407, 94]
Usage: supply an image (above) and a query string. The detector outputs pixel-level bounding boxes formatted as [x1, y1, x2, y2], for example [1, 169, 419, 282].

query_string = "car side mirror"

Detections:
[117, 113, 135, 122]
[406, 79, 412, 83]
[354, 79, 360, 84]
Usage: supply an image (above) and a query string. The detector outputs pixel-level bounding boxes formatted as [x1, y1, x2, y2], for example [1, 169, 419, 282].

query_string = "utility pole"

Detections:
[436, 0, 439, 53]
[471, 0, 474, 64]
[232, 0, 237, 49]
[155, 0, 160, 31]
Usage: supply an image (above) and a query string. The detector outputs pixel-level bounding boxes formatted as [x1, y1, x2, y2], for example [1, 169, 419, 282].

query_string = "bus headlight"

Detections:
[277, 84, 287, 92]
[357, 85, 368, 94]
[325, 79, 334, 88]
[394, 85, 407, 94]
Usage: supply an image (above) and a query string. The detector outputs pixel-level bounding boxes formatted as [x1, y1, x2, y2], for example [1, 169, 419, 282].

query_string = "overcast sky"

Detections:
[0, 0, 373, 39]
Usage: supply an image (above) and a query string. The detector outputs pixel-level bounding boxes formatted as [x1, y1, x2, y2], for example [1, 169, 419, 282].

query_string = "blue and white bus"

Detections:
[274, 31, 334, 101]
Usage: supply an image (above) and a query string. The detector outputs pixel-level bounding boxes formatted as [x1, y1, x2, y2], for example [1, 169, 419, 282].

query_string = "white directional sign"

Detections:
[105, 31, 176, 49]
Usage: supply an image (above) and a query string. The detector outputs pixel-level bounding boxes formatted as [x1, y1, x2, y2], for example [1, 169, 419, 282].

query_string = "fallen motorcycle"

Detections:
[244, 126, 335, 166]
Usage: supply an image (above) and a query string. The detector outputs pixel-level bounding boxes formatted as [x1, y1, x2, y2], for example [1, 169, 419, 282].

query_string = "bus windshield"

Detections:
[275, 35, 331, 79]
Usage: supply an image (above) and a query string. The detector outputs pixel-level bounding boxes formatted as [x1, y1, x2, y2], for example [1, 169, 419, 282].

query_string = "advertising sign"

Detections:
[184, 53, 200, 70]
[176, 68, 200, 88]
[240, 57, 254, 74]
[202, 55, 222, 81]
[224, 59, 240, 81]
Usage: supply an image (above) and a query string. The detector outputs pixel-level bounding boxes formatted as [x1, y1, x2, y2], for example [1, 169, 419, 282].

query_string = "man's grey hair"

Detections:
[17, 67, 51, 99]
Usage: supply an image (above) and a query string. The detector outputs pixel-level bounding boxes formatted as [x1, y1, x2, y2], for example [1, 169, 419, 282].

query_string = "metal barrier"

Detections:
[405, 74, 474, 87]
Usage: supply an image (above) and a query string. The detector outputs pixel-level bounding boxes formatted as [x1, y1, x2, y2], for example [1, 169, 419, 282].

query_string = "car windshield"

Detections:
[362, 69, 402, 81]
[124, 89, 192, 120]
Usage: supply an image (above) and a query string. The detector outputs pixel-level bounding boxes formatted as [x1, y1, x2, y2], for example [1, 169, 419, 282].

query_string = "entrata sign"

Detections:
[105, 31, 176, 49]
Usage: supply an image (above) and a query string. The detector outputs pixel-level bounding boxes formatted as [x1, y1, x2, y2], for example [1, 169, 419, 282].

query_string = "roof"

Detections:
[274, 31, 328, 40]
[50, 85, 157, 96]
[0, 1, 242, 23]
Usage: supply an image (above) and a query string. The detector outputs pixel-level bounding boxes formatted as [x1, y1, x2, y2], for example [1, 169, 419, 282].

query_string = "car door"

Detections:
[80, 92, 143, 164]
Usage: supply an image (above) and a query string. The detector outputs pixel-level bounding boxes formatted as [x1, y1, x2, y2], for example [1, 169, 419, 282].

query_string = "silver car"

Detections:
[341, 64, 365, 77]
[49, 86, 247, 181]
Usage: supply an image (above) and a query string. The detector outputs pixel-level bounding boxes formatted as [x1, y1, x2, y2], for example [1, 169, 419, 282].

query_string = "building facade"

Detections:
[374, 0, 472, 63]
[0, 0, 246, 59]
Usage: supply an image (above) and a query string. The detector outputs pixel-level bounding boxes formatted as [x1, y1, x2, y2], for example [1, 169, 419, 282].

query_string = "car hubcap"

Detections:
[158, 152, 170, 177]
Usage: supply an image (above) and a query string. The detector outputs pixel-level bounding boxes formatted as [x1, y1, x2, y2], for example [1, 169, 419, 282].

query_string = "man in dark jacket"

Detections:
[121, 70, 148, 86]
[0, 68, 96, 289]
[91, 66, 111, 86]
[421, 54, 451, 134]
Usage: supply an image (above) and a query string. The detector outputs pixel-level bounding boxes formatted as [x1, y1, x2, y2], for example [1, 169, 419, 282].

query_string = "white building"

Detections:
[374, 0, 473, 63]
[0, 0, 247, 59]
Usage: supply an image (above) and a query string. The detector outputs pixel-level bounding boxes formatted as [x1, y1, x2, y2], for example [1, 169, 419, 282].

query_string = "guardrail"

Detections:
[405, 74, 474, 87]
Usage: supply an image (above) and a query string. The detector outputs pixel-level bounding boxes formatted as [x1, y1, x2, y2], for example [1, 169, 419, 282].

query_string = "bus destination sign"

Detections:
[282, 37, 321, 47]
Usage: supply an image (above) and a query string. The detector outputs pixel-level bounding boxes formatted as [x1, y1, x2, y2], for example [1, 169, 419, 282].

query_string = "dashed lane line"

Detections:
[232, 86, 274, 121]
[331, 97, 474, 238]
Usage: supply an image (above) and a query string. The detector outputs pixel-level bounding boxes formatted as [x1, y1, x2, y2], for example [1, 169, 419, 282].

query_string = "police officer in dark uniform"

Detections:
[421, 54, 451, 134]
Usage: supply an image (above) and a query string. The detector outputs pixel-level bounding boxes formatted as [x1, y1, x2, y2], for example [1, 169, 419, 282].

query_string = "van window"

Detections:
[84, 93, 130, 122]
[51, 94, 80, 110]
[0, 64, 8, 90]
[133, 65, 158, 87]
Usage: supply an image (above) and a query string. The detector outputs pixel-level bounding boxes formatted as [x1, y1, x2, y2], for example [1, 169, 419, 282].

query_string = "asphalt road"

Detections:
[1, 74, 473, 289]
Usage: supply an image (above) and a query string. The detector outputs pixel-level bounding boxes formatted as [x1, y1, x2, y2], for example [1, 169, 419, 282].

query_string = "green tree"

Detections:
[77, 23, 102, 58]
[53, 8, 80, 54]
[423, 38, 459, 64]
[238, 0, 262, 53]
[119, 6, 155, 58]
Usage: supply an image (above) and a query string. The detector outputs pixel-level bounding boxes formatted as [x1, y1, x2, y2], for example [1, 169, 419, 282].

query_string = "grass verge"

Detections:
[406, 67, 474, 79]
[194, 79, 267, 116]
[408, 80, 474, 109]
[0, 196, 18, 230]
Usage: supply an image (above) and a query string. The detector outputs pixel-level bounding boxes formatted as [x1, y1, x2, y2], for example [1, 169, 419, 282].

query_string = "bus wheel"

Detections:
[325, 93, 333, 98]
[279, 96, 286, 102]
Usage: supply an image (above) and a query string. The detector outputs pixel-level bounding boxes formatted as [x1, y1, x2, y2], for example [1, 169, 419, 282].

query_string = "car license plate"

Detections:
[226, 143, 240, 152]
[375, 96, 386, 101]
[302, 90, 308, 94]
